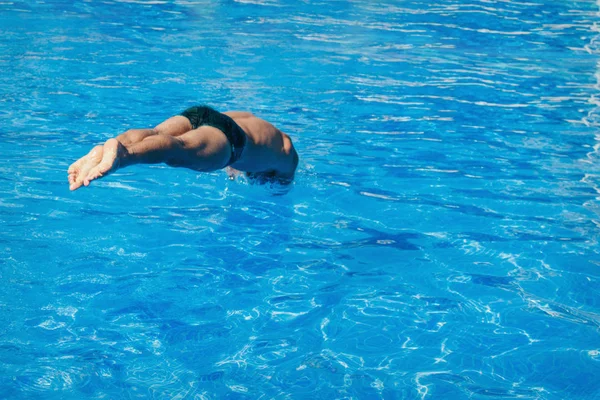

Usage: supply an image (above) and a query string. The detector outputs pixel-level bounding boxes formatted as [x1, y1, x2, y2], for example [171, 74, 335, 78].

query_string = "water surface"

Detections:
[1, 0, 600, 398]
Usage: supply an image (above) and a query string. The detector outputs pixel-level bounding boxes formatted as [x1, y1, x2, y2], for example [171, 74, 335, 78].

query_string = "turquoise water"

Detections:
[1, 0, 600, 398]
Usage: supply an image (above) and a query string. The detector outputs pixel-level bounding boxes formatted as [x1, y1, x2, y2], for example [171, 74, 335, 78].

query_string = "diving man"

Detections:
[68, 106, 299, 191]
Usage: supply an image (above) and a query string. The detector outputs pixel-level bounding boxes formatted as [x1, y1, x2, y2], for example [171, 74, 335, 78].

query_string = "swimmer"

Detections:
[67, 106, 299, 191]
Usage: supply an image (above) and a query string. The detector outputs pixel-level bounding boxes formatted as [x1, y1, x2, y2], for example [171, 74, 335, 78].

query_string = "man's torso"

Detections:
[225, 112, 298, 180]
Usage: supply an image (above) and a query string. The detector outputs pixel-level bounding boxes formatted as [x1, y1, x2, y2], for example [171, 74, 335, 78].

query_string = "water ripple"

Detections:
[1, 0, 600, 398]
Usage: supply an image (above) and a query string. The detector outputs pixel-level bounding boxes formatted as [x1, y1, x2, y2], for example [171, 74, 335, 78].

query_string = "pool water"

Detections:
[1, 0, 600, 398]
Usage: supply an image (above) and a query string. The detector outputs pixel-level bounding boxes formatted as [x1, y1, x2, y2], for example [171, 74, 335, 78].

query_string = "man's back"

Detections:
[226, 112, 298, 181]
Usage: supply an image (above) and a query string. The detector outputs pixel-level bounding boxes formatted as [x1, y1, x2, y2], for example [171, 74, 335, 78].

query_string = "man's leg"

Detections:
[115, 116, 193, 145]
[68, 116, 194, 191]
[154, 116, 193, 137]
[79, 126, 231, 189]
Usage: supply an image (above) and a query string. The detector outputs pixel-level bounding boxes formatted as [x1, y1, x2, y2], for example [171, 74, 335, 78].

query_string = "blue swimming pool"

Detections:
[1, 0, 600, 398]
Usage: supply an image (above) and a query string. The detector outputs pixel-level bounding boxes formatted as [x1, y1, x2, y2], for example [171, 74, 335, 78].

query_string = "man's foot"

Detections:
[83, 138, 128, 187]
[68, 145, 104, 191]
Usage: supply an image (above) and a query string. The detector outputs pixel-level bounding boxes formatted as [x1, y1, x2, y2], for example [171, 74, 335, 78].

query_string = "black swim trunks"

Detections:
[180, 105, 247, 166]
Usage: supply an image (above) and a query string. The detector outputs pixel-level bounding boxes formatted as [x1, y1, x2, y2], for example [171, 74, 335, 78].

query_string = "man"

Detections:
[67, 106, 299, 191]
